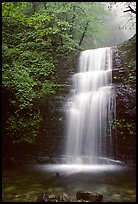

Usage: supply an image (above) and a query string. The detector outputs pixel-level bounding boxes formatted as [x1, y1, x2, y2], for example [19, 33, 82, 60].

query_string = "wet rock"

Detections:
[56, 172, 60, 176]
[14, 194, 20, 198]
[36, 193, 49, 202]
[76, 191, 103, 202]
[36, 157, 54, 164]
[3, 157, 23, 167]
[112, 39, 136, 165]
[55, 193, 71, 202]
[36, 193, 72, 202]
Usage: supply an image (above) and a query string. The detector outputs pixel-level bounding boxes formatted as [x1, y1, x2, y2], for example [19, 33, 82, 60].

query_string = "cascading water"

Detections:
[64, 47, 116, 165]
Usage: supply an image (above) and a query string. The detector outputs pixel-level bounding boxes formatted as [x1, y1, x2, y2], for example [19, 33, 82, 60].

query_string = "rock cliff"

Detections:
[112, 34, 136, 166]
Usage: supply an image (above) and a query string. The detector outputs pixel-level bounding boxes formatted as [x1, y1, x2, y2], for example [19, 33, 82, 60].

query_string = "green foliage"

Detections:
[6, 110, 43, 144]
[2, 2, 58, 143]
[2, 2, 110, 144]
[111, 119, 136, 136]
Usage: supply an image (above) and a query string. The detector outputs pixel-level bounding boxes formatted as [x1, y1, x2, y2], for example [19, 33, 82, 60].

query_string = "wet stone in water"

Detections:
[76, 191, 103, 202]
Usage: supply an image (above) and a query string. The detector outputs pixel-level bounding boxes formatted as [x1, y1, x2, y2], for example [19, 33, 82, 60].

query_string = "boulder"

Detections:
[76, 191, 103, 202]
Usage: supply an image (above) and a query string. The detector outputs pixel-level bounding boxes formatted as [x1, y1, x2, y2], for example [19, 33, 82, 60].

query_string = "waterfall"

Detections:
[64, 47, 116, 165]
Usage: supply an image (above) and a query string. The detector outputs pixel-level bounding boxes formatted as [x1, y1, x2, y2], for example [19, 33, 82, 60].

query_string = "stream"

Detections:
[2, 162, 136, 202]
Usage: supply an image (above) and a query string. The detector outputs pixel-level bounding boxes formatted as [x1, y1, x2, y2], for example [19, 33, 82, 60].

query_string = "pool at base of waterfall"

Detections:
[2, 162, 136, 202]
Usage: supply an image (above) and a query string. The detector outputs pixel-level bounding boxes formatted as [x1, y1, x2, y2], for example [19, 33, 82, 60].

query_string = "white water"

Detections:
[64, 47, 116, 165]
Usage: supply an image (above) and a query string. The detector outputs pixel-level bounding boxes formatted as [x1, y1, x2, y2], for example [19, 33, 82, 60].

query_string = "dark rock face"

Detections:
[34, 52, 80, 157]
[112, 35, 136, 166]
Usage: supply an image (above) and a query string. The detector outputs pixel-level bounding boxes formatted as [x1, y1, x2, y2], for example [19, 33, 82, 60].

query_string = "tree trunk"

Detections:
[31, 2, 39, 14]
[79, 21, 89, 46]
[43, 2, 47, 9]
[69, 6, 76, 39]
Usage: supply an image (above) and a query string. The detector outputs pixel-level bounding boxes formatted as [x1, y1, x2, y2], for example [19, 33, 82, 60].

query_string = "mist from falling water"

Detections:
[64, 47, 116, 165]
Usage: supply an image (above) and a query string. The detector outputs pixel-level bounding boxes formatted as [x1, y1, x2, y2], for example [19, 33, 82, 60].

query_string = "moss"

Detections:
[113, 75, 136, 83]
